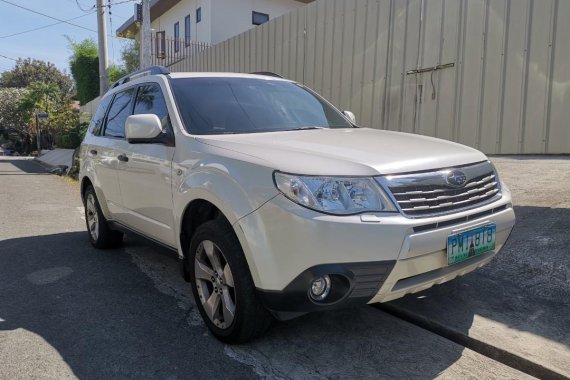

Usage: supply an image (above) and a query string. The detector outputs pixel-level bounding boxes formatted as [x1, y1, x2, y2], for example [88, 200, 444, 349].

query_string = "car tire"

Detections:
[188, 218, 273, 343]
[84, 185, 123, 249]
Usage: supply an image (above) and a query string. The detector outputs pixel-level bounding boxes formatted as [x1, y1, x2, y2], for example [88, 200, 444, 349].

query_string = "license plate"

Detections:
[447, 224, 496, 266]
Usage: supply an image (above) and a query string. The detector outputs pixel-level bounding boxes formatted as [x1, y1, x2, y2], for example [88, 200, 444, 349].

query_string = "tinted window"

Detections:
[170, 78, 352, 135]
[104, 88, 134, 138]
[133, 83, 171, 131]
[89, 95, 113, 136]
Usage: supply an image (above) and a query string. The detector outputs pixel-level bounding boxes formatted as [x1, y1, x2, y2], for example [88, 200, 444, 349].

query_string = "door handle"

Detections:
[88, 149, 97, 157]
[117, 154, 129, 162]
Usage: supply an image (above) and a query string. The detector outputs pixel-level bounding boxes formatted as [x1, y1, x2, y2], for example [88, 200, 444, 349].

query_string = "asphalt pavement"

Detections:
[1, 156, 567, 379]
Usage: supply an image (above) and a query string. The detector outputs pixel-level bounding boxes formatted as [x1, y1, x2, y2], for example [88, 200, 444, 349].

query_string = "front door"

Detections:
[116, 82, 176, 247]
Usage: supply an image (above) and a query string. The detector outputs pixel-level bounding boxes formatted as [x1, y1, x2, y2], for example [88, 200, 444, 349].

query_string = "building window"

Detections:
[185, 15, 191, 46]
[174, 22, 180, 52]
[156, 31, 166, 59]
[252, 11, 269, 25]
[196, 7, 202, 23]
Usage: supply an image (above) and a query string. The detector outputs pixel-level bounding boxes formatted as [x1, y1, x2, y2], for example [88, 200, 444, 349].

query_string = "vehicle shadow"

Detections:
[386, 205, 570, 377]
[0, 231, 475, 379]
[0, 232, 253, 379]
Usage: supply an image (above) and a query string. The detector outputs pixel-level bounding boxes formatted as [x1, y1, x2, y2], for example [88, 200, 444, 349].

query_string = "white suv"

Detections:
[79, 67, 515, 343]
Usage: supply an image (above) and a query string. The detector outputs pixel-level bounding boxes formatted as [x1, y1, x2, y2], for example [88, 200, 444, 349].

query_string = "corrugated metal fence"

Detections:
[169, 0, 570, 154]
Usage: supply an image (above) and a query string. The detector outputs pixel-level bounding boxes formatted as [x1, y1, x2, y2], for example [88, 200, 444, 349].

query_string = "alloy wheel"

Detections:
[194, 240, 236, 329]
[86, 193, 99, 241]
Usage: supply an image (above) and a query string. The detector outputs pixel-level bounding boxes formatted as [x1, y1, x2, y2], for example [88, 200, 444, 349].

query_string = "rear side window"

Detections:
[104, 88, 134, 138]
[89, 95, 113, 136]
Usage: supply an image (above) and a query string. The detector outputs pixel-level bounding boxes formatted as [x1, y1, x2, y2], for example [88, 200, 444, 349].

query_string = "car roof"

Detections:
[105, 71, 293, 98]
[168, 72, 291, 81]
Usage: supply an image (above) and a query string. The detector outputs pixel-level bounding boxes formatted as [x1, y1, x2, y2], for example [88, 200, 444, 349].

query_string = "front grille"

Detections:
[378, 161, 501, 218]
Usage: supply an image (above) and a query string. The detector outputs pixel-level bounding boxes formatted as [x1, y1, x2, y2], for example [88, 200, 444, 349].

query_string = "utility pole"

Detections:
[96, 0, 110, 95]
[140, 0, 152, 69]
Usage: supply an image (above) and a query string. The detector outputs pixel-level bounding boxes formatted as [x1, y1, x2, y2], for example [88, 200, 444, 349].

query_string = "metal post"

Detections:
[96, 0, 110, 95]
[141, 0, 152, 69]
[35, 112, 41, 155]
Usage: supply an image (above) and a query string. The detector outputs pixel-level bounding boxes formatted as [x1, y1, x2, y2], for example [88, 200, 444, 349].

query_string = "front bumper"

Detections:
[236, 191, 515, 313]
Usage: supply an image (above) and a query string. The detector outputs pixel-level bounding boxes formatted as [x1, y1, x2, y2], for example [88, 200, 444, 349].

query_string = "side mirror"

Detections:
[342, 110, 356, 125]
[125, 114, 163, 144]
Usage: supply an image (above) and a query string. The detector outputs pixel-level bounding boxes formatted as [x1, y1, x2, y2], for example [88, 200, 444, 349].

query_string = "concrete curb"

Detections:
[34, 149, 75, 175]
[376, 303, 566, 380]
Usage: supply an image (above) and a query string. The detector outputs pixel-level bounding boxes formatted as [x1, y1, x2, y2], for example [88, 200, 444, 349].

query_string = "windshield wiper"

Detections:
[283, 126, 327, 131]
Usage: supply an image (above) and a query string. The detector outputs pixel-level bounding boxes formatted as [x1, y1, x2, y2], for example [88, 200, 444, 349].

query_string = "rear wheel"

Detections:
[84, 186, 123, 249]
[188, 218, 272, 343]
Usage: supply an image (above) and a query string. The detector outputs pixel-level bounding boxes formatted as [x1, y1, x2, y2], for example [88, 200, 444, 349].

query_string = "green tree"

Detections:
[108, 64, 127, 84]
[121, 38, 140, 73]
[18, 82, 62, 150]
[68, 37, 99, 104]
[0, 88, 30, 149]
[0, 58, 74, 97]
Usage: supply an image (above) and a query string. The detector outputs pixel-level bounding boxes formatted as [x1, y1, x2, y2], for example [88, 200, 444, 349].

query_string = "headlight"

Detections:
[273, 172, 397, 215]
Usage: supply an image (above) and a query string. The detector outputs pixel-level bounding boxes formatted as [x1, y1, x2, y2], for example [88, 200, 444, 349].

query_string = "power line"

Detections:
[75, 0, 136, 12]
[75, 0, 95, 13]
[103, 0, 137, 7]
[0, 12, 96, 39]
[0, 0, 97, 33]
[1, 0, 131, 41]
[0, 53, 18, 61]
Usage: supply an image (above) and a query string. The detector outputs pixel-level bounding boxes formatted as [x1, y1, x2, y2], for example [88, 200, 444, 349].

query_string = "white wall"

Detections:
[211, 0, 305, 44]
[146, 0, 307, 45]
[151, 0, 212, 43]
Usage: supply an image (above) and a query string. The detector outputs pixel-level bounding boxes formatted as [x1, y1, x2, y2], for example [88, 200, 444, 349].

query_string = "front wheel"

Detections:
[188, 219, 272, 343]
[84, 186, 123, 249]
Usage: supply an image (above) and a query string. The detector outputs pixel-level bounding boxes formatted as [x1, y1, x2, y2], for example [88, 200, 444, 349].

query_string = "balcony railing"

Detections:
[151, 33, 210, 68]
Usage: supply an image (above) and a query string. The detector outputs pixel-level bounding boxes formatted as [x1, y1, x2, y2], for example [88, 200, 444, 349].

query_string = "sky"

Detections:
[0, 0, 137, 75]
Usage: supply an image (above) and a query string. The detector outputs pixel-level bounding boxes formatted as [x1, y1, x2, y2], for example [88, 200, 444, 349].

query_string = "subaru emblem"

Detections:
[446, 170, 467, 187]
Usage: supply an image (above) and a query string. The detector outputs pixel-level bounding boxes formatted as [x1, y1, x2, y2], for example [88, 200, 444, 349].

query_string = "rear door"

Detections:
[116, 82, 176, 247]
[86, 92, 128, 218]
[96, 87, 136, 221]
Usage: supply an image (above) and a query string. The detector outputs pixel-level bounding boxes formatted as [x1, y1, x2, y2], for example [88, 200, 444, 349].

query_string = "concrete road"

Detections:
[0, 156, 564, 379]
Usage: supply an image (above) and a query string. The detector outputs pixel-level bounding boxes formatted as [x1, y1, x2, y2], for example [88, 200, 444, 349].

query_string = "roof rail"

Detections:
[112, 66, 170, 88]
[250, 71, 284, 78]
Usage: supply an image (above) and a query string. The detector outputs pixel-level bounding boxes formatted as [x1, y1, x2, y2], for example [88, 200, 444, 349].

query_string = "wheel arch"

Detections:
[80, 175, 112, 219]
[178, 195, 262, 288]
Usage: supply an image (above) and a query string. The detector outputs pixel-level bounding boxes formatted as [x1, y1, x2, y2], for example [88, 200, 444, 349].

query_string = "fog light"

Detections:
[310, 275, 331, 301]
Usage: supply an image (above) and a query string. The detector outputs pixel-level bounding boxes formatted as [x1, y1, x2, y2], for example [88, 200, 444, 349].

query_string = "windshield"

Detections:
[170, 77, 352, 134]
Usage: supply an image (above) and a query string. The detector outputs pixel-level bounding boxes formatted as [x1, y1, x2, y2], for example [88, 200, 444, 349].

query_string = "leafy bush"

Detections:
[68, 38, 100, 105]
[54, 122, 89, 149]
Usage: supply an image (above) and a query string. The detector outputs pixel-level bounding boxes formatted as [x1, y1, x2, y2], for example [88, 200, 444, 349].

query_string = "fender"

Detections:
[173, 164, 278, 287]
[80, 161, 113, 220]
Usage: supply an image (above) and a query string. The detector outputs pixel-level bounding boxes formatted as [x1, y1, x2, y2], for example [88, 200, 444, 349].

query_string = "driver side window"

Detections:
[133, 83, 172, 133]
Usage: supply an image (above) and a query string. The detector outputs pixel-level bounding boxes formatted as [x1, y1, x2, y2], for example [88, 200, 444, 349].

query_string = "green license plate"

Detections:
[447, 224, 496, 266]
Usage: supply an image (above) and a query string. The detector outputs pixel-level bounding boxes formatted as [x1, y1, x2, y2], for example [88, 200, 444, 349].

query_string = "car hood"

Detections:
[195, 128, 487, 176]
